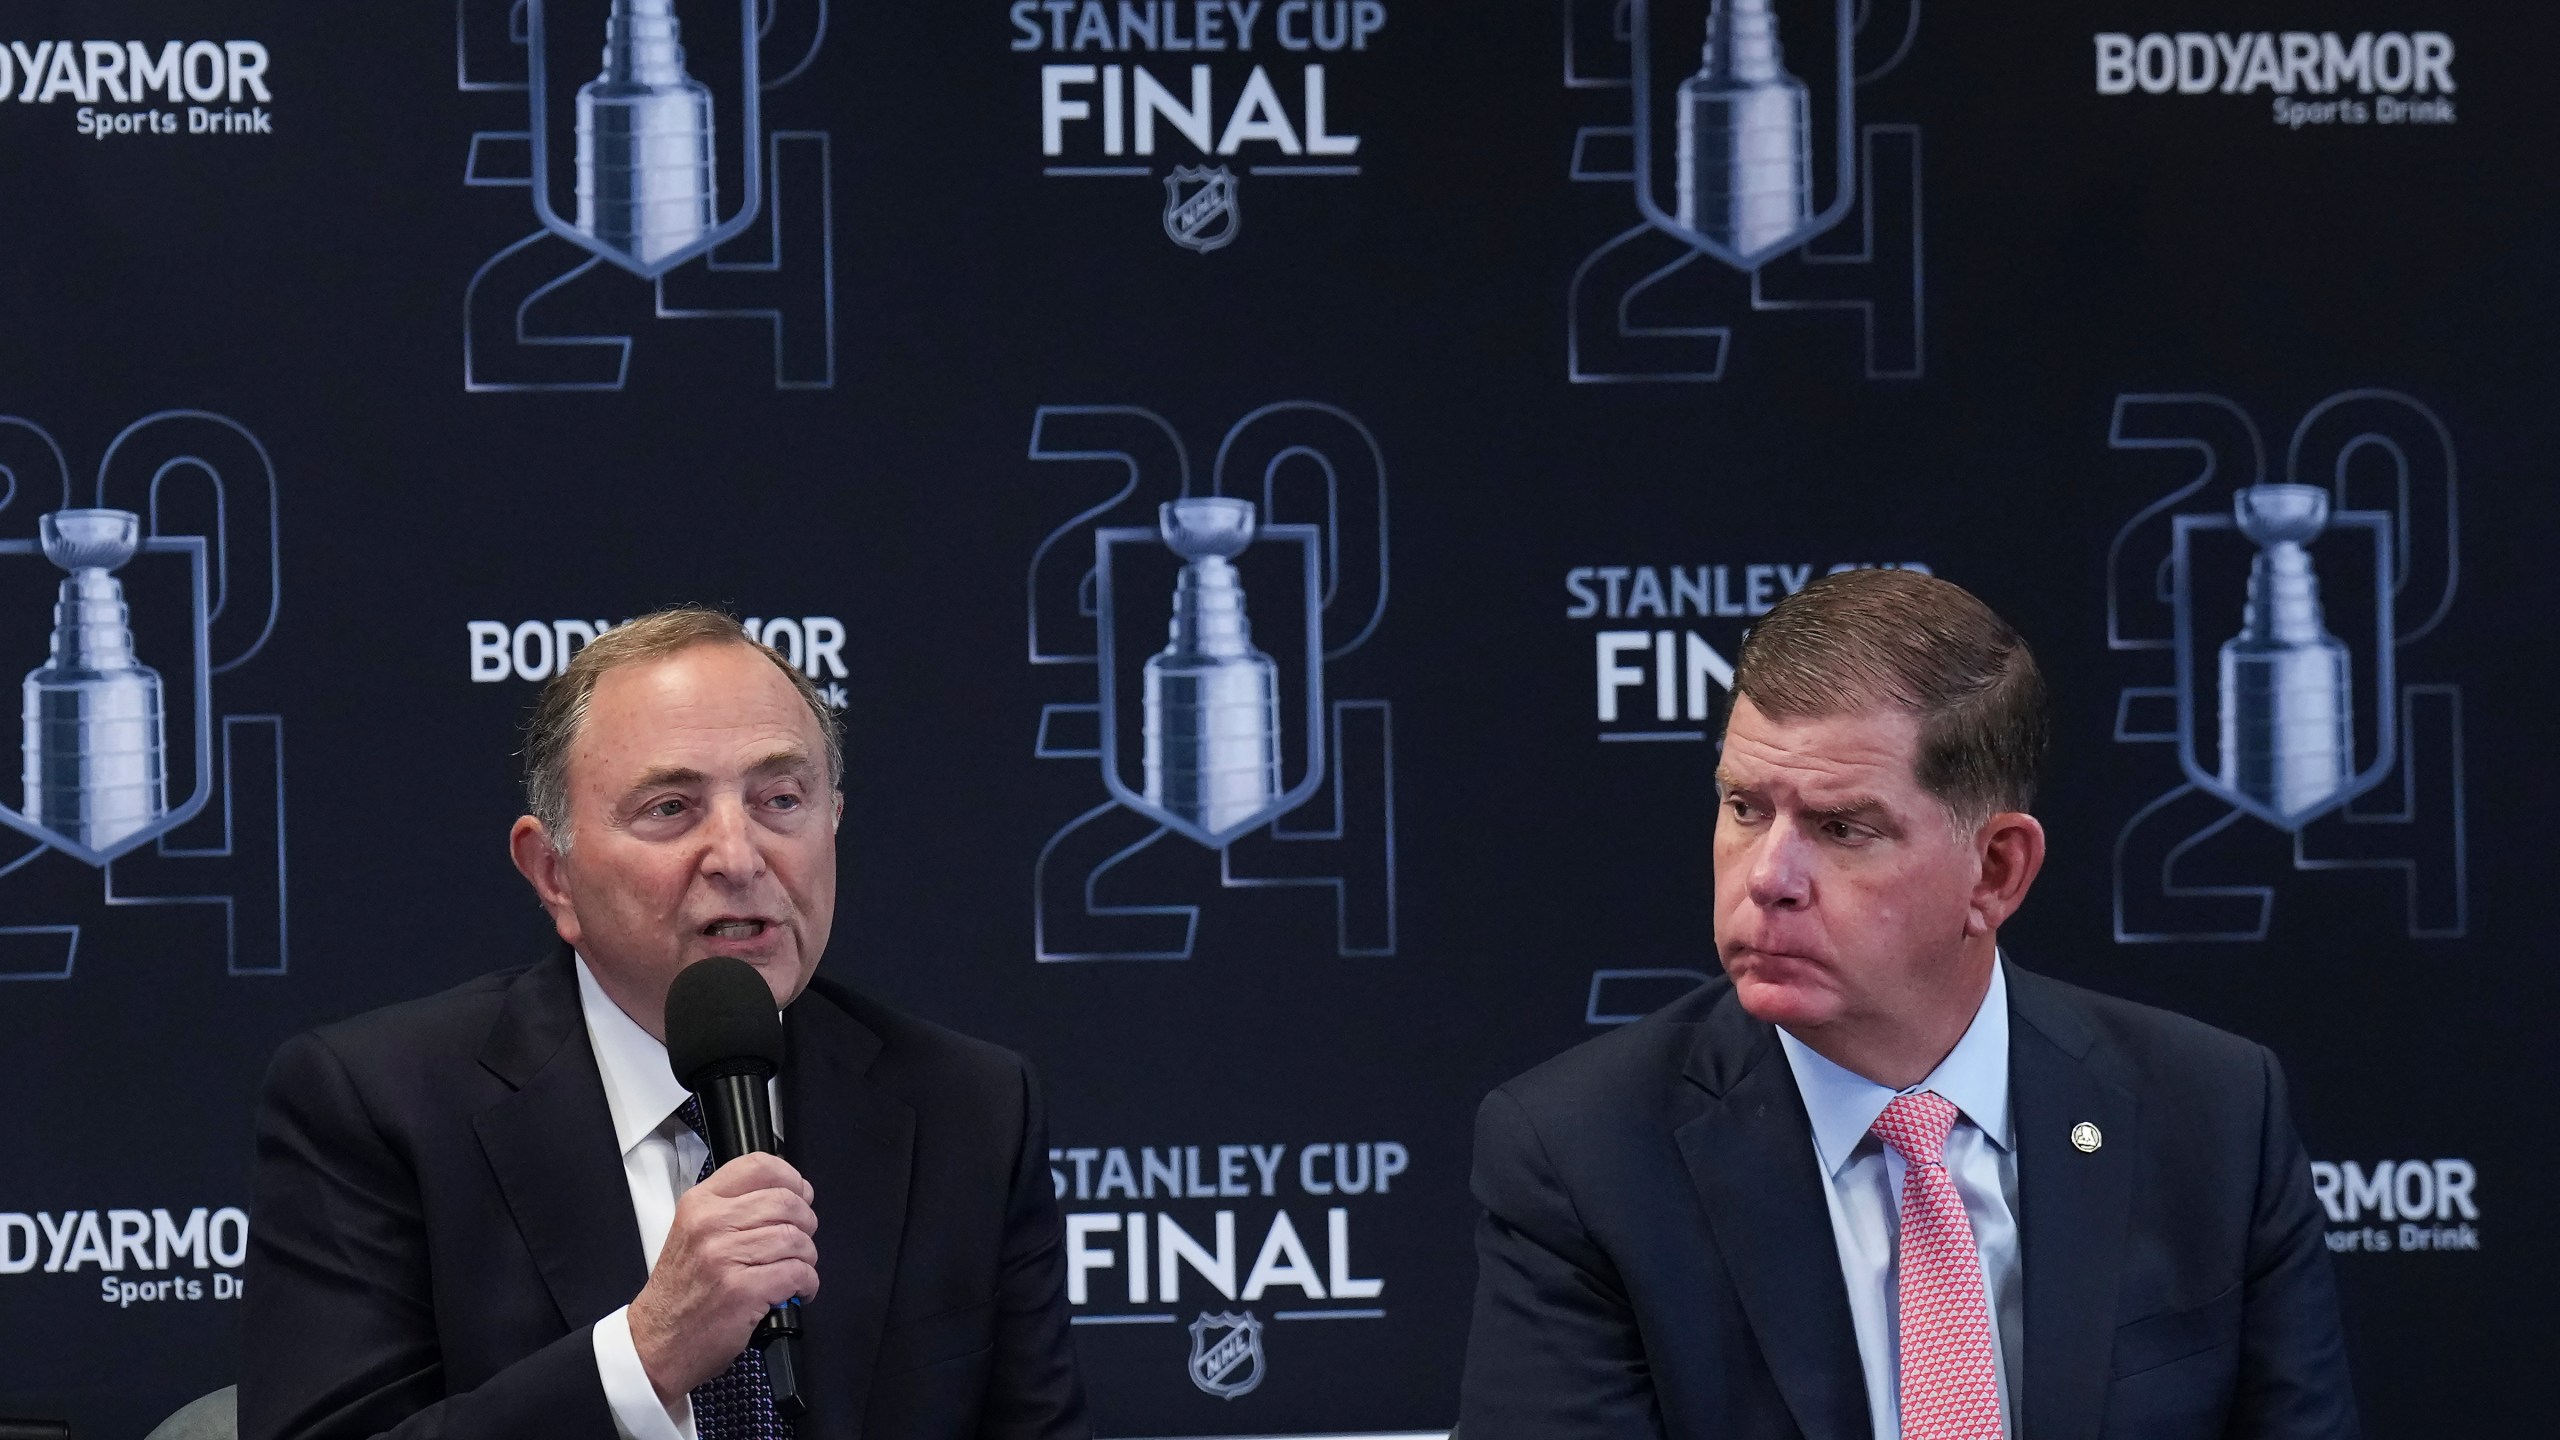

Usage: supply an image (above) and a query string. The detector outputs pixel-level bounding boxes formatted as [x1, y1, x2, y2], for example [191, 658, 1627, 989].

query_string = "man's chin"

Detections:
[739, 946, 818, 1008]
[1730, 971, 1842, 1030]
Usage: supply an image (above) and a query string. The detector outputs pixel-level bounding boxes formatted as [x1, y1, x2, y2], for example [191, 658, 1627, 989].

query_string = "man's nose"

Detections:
[697, 796, 765, 883]
[1745, 825, 1812, 910]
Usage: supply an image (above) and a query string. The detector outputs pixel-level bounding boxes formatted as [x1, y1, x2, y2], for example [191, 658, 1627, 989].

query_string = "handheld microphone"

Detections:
[665, 956, 806, 1418]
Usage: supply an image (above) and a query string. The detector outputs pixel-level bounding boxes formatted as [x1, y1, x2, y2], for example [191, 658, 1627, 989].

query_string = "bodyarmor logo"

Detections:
[1027, 402, 1396, 961]
[1186, 1309, 1266, 1399]
[2091, 31, 2458, 130]
[1564, 0, 1924, 381]
[2106, 390, 2465, 942]
[0, 411, 287, 980]
[1, 1204, 252, 1307]
[0, 40, 276, 139]
[465, 615, 849, 706]
[457, 0, 839, 391]
[2310, 1158, 2481, 1254]
[1163, 166, 1242, 252]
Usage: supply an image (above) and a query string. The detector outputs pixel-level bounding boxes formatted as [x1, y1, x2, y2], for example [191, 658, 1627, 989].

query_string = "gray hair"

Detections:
[522, 607, 843, 851]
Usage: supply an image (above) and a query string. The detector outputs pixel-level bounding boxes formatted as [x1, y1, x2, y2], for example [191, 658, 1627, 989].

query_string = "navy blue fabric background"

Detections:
[0, 1, 2549, 1434]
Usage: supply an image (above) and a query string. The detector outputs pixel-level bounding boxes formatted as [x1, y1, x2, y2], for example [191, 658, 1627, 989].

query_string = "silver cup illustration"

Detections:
[1673, 0, 1814, 259]
[1143, 498, 1283, 838]
[2217, 484, 2354, 821]
[574, 0, 718, 267]
[23, 509, 168, 852]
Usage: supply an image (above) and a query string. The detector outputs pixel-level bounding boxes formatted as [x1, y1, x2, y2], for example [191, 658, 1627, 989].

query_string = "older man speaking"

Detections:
[243, 609, 1088, 1439]
[1459, 569, 2356, 1439]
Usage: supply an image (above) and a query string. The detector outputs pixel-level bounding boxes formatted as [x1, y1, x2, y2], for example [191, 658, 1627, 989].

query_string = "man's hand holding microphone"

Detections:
[629, 1152, 819, 1404]
[645, 955, 815, 1413]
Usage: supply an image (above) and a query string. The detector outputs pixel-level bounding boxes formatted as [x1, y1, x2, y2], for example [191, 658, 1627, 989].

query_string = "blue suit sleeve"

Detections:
[973, 1056, 1091, 1439]
[2226, 1046, 2360, 1439]
[239, 1031, 617, 1440]
[1458, 1086, 1668, 1440]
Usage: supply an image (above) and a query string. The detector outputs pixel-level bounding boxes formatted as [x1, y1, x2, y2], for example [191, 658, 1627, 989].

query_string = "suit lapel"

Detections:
[2007, 965, 2138, 1440]
[1672, 994, 1870, 1440]
[782, 985, 916, 1440]
[472, 947, 650, 1329]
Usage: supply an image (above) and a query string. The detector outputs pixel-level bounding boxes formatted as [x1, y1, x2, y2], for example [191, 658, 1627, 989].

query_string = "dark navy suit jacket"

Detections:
[241, 946, 1089, 1440]
[1458, 961, 2356, 1439]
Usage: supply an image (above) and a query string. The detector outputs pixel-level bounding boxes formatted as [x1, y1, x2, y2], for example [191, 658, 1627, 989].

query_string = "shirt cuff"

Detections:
[592, 1305, 697, 1440]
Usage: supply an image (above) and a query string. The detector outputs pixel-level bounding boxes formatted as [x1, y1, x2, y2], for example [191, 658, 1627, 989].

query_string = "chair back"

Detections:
[143, 1388, 236, 1440]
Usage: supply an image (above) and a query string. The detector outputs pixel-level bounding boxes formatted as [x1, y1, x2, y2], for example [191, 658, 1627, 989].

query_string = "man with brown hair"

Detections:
[1458, 569, 2356, 1439]
[242, 609, 1089, 1439]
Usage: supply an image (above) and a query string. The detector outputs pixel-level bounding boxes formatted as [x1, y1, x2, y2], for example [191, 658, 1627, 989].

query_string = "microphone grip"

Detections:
[695, 1071, 775, 1165]
[757, 1303, 805, 1418]
[692, 1068, 807, 1417]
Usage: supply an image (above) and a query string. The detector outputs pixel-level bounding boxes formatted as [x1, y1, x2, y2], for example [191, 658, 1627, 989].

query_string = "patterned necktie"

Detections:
[1868, 1091, 2004, 1440]
[676, 1096, 794, 1440]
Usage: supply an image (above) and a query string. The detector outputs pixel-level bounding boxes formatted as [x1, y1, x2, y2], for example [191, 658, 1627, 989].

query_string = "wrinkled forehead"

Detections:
[571, 646, 823, 790]
[1717, 697, 1926, 800]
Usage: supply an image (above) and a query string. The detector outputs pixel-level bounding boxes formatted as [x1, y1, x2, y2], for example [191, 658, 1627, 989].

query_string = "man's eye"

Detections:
[1824, 820, 1866, 843]
[648, 798, 686, 818]
[768, 792, 801, 811]
[1726, 798, 1757, 821]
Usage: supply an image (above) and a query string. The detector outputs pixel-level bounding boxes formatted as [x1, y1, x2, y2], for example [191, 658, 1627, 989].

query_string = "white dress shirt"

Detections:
[1775, 961, 2021, 1440]
[575, 956, 783, 1440]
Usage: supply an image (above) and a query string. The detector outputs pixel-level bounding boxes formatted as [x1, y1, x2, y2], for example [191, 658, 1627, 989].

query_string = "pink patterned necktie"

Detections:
[1868, 1091, 2004, 1440]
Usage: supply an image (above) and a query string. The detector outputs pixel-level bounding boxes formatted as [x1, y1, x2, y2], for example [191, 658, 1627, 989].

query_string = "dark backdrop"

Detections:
[0, 1, 2548, 1435]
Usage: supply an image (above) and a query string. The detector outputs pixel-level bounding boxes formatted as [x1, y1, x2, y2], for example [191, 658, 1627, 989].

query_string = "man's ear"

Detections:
[832, 790, 844, 834]
[509, 816, 582, 948]
[1964, 810, 2047, 938]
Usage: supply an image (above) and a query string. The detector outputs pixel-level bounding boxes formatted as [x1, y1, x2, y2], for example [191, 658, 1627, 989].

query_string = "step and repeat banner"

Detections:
[1, 1, 2549, 1434]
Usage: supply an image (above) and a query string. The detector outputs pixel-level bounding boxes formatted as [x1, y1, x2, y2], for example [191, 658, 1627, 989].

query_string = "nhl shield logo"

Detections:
[1163, 166, 1241, 253]
[1187, 1310, 1265, 1399]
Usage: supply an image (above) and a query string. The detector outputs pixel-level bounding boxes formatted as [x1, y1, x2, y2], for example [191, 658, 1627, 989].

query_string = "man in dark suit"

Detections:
[242, 609, 1088, 1439]
[1459, 570, 2355, 1439]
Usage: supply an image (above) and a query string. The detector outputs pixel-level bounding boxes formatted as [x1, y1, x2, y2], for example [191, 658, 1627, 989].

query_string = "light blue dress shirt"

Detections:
[1775, 961, 2021, 1440]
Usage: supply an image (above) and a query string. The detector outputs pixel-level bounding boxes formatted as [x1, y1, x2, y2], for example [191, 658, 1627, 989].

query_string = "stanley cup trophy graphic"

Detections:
[1142, 498, 1284, 839]
[574, 0, 718, 268]
[23, 509, 169, 853]
[1673, 0, 1814, 259]
[2217, 484, 2355, 823]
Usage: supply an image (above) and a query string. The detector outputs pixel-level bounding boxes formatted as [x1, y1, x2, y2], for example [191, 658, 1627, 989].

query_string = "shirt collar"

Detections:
[575, 954, 696, 1159]
[1776, 958, 2014, 1179]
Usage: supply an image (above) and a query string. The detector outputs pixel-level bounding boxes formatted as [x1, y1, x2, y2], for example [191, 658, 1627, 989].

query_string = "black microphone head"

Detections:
[665, 957, 786, 1088]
